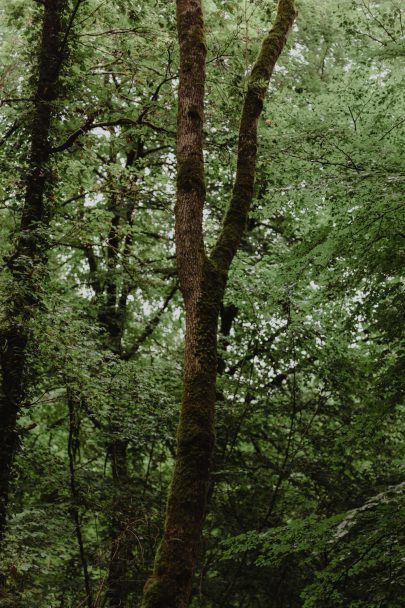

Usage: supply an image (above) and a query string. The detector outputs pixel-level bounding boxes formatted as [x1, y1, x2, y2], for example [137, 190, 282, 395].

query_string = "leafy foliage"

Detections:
[0, 0, 404, 607]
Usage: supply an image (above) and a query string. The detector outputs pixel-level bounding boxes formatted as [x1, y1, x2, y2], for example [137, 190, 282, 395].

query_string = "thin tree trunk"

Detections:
[100, 148, 139, 608]
[141, 1, 296, 607]
[0, 0, 69, 543]
[89, 140, 154, 607]
[67, 388, 94, 608]
[81, 138, 176, 607]
[93, 194, 132, 606]
[106, 439, 132, 608]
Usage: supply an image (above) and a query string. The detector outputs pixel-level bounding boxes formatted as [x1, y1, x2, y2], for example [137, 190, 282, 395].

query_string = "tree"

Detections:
[141, 1, 296, 606]
[0, 1, 403, 607]
[0, 0, 72, 543]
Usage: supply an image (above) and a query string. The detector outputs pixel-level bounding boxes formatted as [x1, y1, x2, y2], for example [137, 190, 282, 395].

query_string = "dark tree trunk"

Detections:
[141, 1, 296, 607]
[0, 0, 69, 543]
[106, 439, 132, 608]
[66, 388, 94, 608]
[83, 137, 176, 607]
[100, 149, 138, 608]
[87, 140, 154, 608]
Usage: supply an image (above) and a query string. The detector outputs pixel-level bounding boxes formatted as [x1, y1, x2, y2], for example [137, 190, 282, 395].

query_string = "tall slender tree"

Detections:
[0, 0, 75, 542]
[141, 1, 296, 607]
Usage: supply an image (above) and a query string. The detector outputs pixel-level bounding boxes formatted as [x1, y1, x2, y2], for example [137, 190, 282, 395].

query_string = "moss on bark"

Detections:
[211, 0, 296, 274]
[177, 157, 206, 196]
[141, 260, 224, 608]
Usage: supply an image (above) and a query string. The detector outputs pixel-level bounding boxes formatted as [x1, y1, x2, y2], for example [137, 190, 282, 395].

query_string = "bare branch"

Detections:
[123, 282, 178, 360]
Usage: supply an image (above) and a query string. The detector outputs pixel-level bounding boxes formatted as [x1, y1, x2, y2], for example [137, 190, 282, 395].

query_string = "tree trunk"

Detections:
[99, 147, 139, 608]
[0, 0, 69, 543]
[142, 1, 296, 606]
[66, 387, 94, 608]
[106, 439, 132, 608]
[83, 137, 175, 607]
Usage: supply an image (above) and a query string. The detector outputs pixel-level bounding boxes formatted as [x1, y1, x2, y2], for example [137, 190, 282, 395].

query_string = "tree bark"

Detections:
[141, 1, 296, 607]
[0, 0, 69, 543]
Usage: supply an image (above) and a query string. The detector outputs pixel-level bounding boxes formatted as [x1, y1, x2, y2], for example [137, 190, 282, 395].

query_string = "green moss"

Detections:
[141, 530, 197, 607]
[190, 24, 207, 53]
[140, 267, 226, 608]
[251, 0, 296, 87]
[210, 1, 296, 275]
[142, 573, 176, 608]
[179, 11, 207, 61]
[177, 157, 206, 196]
[210, 170, 254, 273]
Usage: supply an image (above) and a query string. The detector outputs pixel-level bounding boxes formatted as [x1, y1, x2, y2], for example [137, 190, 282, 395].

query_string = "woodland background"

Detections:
[0, 0, 404, 607]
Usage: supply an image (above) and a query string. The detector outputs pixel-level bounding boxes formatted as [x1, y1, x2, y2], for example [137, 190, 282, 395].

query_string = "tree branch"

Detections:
[0, 121, 20, 147]
[210, 0, 296, 273]
[58, 0, 86, 60]
[123, 282, 178, 360]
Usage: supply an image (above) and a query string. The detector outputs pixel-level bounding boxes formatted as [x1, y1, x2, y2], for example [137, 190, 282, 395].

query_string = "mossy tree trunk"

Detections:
[0, 0, 70, 544]
[141, 1, 296, 607]
[106, 438, 132, 608]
